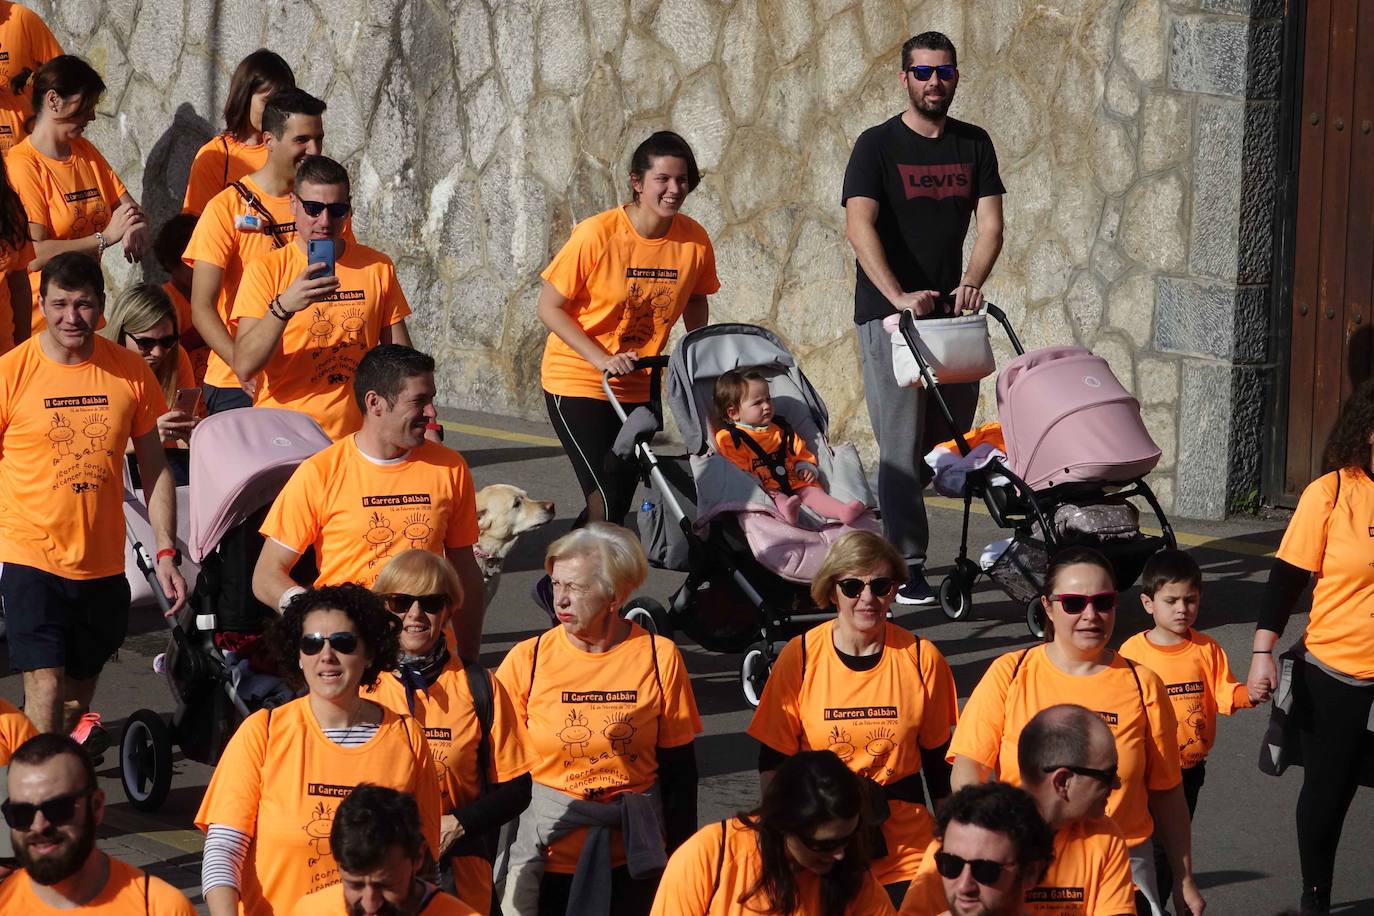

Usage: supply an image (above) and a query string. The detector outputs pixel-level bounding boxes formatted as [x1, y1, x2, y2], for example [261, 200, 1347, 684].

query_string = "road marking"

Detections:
[446, 420, 1278, 560]
[102, 809, 204, 854]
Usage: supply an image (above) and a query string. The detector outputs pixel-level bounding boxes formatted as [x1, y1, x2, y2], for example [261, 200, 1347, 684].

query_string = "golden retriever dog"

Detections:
[475, 484, 555, 606]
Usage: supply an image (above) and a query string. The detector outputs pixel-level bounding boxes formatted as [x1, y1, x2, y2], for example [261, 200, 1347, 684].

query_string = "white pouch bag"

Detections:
[883, 311, 996, 388]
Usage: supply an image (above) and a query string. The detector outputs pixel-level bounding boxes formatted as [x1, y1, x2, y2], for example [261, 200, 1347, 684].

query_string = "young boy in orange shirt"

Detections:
[1120, 548, 1262, 901]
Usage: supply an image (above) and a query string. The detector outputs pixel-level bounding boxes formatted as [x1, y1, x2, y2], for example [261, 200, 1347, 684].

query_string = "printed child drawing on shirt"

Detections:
[364, 511, 396, 563]
[303, 801, 335, 867]
[48, 412, 75, 458]
[712, 367, 867, 526]
[403, 513, 433, 549]
[827, 726, 855, 761]
[558, 709, 593, 759]
[861, 726, 896, 779]
[602, 712, 636, 755]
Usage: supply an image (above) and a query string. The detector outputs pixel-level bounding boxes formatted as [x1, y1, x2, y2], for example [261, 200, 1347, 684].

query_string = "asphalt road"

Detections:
[3, 405, 1370, 914]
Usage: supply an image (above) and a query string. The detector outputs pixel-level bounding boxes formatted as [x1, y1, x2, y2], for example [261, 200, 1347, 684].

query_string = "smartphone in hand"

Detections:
[307, 239, 336, 280]
[173, 386, 201, 416]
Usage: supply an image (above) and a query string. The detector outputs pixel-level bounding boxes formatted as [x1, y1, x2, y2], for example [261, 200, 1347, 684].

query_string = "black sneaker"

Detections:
[1299, 888, 1330, 915]
[895, 568, 937, 606]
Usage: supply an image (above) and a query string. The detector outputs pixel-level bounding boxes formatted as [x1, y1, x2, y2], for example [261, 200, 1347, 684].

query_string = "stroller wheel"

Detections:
[120, 709, 173, 812]
[938, 574, 972, 621]
[1026, 598, 1047, 640]
[741, 642, 773, 708]
[622, 596, 672, 638]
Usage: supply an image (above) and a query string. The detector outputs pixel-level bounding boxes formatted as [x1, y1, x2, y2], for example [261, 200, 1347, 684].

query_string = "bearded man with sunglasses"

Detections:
[842, 30, 1005, 608]
[231, 154, 411, 440]
[928, 782, 1053, 916]
[0, 734, 195, 913]
[900, 705, 1134, 915]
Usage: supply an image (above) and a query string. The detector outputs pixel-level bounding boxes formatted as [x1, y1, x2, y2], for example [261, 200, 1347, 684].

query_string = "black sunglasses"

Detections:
[300, 631, 360, 656]
[1, 788, 93, 830]
[836, 577, 896, 599]
[298, 199, 352, 219]
[1048, 592, 1117, 614]
[934, 850, 1014, 886]
[906, 64, 957, 82]
[796, 828, 858, 853]
[382, 593, 447, 616]
[1042, 763, 1120, 788]
[128, 332, 179, 352]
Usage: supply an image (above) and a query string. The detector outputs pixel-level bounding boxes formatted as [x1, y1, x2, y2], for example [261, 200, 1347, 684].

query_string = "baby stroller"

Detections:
[893, 305, 1175, 638]
[609, 323, 881, 706]
[118, 408, 329, 811]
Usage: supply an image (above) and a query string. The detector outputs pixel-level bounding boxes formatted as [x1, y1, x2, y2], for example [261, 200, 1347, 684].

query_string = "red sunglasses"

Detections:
[1048, 592, 1117, 614]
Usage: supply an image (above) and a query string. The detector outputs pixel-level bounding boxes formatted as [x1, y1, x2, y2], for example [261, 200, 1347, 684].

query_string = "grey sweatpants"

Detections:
[858, 317, 979, 568]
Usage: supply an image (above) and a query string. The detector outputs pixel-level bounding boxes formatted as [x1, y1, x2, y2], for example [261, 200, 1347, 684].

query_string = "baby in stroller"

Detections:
[713, 368, 866, 526]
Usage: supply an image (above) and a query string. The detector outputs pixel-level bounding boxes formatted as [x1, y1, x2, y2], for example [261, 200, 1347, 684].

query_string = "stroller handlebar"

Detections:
[600, 355, 671, 421]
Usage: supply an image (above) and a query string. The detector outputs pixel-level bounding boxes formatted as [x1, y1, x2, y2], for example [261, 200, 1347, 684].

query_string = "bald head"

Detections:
[1018, 704, 1115, 787]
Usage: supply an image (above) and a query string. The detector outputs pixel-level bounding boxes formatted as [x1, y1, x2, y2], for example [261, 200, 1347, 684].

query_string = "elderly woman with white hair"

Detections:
[495, 523, 702, 916]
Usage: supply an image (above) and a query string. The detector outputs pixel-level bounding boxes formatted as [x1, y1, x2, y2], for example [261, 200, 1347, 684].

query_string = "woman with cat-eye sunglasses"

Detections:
[748, 530, 959, 907]
[195, 584, 443, 916]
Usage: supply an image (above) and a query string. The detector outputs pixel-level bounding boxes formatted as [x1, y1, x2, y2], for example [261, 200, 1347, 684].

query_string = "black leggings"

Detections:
[1294, 660, 1374, 893]
[544, 391, 646, 527]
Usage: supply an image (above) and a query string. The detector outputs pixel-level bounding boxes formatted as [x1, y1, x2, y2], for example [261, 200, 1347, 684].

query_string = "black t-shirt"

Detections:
[841, 114, 1005, 324]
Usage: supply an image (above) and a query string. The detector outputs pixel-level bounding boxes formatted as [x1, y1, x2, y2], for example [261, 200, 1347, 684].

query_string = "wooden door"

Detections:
[1285, 0, 1374, 497]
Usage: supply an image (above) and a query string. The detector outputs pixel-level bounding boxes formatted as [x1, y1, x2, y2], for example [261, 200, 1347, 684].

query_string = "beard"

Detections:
[908, 83, 955, 118]
[16, 819, 97, 886]
[346, 898, 405, 916]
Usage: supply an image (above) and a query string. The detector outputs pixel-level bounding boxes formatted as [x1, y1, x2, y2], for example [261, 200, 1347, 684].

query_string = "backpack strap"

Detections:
[529, 631, 543, 695]
[648, 632, 666, 717]
[1123, 657, 1145, 707]
[800, 631, 807, 681]
[143, 870, 151, 915]
[1009, 647, 1032, 682]
[220, 134, 231, 189]
[230, 180, 287, 249]
[706, 819, 728, 911]
[725, 423, 794, 494]
[465, 662, 496, 796]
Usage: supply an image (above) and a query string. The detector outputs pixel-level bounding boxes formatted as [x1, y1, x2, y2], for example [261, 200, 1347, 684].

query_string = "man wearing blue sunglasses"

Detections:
[842, 30, 1006, 608]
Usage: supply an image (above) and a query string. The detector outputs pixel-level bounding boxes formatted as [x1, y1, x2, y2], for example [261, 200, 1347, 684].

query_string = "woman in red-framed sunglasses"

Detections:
[946, 546, 1202, 916]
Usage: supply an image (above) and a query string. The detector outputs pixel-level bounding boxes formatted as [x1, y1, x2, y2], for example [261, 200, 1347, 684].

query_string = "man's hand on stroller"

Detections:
[952, 283, 985, 315]
[599, 349, 640, 376]
[156, 556, 188, 617]
[893, 289, 939, 316]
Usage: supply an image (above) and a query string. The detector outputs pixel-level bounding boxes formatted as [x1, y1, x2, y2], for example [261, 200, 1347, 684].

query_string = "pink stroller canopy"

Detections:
[187, 408, 332, 563]
[996, 346, 1160, 491]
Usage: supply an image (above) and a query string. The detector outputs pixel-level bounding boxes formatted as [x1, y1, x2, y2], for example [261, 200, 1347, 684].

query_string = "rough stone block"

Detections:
[1120, 0, 1167, 84]
[1201, 0, 1281, 16]
[1142, 404, 1177, 469]
[713, 229, 782, 326]
[762, 0, 816, 65]
[621, 31, 679, 117]
[1106, 271, 1157, 348]
[1174, 360, 1264, 518]
[455, 0, 495, 85]
[722, 0, 770, 124]
[1028, 238, 1073, 302]
[1067, 271, 1106, 342]
[1140, 92, 1192, 174]
[1188, 98, 1278, 283]
[1169, 14, 1283, 100]
[652, 0, 721, 74]
[1137, 356, 1180, 406]
[672, 70, 732, 172]
[1091, 117, 1137, 197]
[819, 11, 867, 111]
[1119, 171, 1186, 271]
[1154, 278, 1268, 362]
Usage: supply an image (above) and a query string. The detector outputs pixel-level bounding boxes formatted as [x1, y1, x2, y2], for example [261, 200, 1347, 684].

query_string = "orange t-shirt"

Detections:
[0, 854, 196, 915]
[194, 697, 442, 916]
[230, 242, 411, 439]
[162, 280, 208, 384]
[0, 335, 161, 577]
[8, 135, 127, 322]
[0, 2, 62, 156]
[1276, 469, 1374, 678]
[714, 422, 821, 493]
[368, 656, 535, 915]
[747, 621, 958, 885]
[494, 624, 703, 873]
[649, 817, 896, 916]
[1119, 629, 1253, 770]
[0, 235, 35, 351]
[900, 817, 1135, 916]
[540, 206, 718, 402]
[0, 695, 36, 764]
[183, 133, 270, 215]
[183, 176, 297, 390]
[947, 646, 1181, 846]
[292, 881, 479, 916]
[260, 436, 479, 589]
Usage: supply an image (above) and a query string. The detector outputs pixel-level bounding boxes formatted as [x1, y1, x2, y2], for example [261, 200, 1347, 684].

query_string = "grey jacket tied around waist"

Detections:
[496, 779, 667, 916]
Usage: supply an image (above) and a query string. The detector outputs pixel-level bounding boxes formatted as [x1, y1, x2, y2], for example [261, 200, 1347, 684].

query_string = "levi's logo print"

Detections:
[823, 705, 899, 780]
[62, 189, 108, 235]
[897, 163, 973, 200]
[616, 267, 679, 351]
[360, 494, 434, 569]
[43, 396, 113, 494]
[556, 690, 642, 798]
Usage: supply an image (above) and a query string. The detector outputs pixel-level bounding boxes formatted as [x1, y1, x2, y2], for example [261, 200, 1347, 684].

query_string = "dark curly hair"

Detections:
[1323, 379, 1374, 475]
[269, 584, 398, 690]
[936, 782, 1054, 882]
[738, 751, 870, 916]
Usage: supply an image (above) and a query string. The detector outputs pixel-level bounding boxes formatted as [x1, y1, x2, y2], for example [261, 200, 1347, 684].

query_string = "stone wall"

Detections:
[30, 0, 1284, 519]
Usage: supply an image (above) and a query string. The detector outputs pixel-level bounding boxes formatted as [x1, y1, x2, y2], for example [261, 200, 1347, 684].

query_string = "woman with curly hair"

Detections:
[195, 584, 441, 916]
[1248, 379, 1374, 916]
[649, 750, 893, 915]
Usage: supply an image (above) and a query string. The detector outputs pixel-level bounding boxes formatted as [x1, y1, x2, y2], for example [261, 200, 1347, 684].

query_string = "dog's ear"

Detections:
[476, 505, 490, 532]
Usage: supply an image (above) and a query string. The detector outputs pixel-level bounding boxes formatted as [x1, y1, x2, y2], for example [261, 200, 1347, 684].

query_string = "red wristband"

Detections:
[156, 548, 177, 563]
